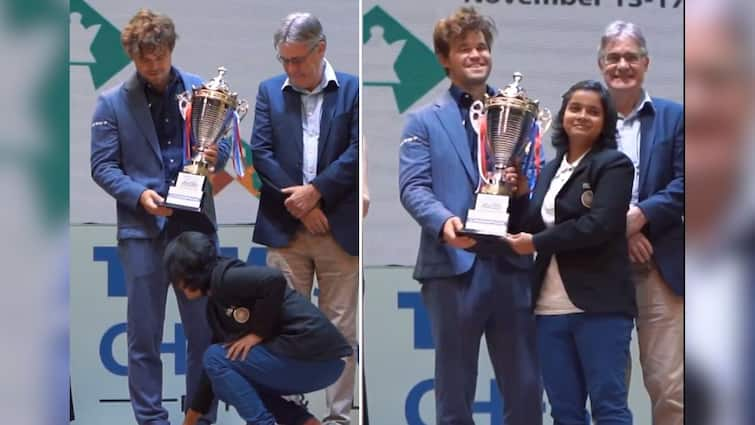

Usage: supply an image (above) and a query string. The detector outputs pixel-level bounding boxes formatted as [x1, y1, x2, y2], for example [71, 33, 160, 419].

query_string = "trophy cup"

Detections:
[164, 66, 249, 212]
[459, 72, 552, 240]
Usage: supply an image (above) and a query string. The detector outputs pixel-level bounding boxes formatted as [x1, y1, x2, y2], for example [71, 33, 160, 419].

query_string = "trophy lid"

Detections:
[486, 72, 540, 113]
[193, 66, 239, 108]
[205, 66, 231, 93]
[501, 72, 527, 98]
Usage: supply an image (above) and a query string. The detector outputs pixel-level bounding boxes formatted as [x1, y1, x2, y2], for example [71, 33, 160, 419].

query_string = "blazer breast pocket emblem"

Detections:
[226, 306, 251, 324]
[581, 190, 594, 208]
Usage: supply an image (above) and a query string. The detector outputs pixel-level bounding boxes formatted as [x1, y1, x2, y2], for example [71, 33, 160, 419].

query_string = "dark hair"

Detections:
[433, 7, 496, 59]
[550, 80, 618, 152]
[163, 231, 218, 293]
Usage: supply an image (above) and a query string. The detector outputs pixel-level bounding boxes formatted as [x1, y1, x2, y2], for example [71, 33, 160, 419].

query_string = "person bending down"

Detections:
[164, 231, 353, 425]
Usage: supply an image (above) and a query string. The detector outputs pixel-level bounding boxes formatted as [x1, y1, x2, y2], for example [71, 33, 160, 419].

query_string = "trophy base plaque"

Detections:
[458, 193, 510, 240]
[164, 172, 206, 212]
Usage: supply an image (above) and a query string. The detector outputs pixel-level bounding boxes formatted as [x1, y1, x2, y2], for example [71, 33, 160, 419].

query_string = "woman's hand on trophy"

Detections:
[505, 232, 535, 255]
[139, 189, 173, 217]
[442, 217, 477, 249]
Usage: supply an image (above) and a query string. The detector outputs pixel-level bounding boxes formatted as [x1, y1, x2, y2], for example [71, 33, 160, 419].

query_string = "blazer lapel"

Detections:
[532, 153, 561, 207]
[317, 83, 337, 161]
[550, 148, 595, 199]
[176, 68, 195, 166]
[568, 149, 595, 180]
[434, 92, 477, 185]
[638, 106, 656, 193]
[282, 87, 304, 162]
[123, 73, 161, 160]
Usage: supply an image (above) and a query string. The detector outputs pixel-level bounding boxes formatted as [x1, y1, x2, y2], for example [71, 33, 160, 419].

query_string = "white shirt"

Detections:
[535, 151, 589, 315]
[541, 151, 589, 226]
[616, 91, 653, 205]
[281, 59, 339, 184]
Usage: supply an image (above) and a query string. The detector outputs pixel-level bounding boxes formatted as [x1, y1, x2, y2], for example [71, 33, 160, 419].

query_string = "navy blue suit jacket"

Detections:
[510, 148, 637, 316]
[399, 91, 531, 282]
[636, 98, 684, 296]
[250, 71, 359, 256]
[90, 69, 230, 240]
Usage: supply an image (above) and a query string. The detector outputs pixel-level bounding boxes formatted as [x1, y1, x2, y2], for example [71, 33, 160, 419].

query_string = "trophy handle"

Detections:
[537, 107, 553, 134]
[177, 91, 192, 120]
[236, 99, 250, 122]
[469, 100, 484, 135]
[468, 100, 491, 186]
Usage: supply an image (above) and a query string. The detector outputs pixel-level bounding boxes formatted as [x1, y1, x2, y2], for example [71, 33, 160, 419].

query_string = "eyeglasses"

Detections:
[276, 43, 319, 66]
[602, 52, 645, 65]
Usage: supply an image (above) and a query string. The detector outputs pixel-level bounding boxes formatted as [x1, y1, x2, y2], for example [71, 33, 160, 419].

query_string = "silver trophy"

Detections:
[164, 66, 249, 212]
[460, 72, 552, 239]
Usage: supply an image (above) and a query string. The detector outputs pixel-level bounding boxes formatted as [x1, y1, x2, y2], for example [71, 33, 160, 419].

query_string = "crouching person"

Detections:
[164, 231, 353, 425]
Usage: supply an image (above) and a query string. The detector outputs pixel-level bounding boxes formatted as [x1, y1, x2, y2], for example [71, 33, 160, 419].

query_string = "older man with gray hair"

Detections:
[597, 20, 685, 425]
[250, 12, 359, 425]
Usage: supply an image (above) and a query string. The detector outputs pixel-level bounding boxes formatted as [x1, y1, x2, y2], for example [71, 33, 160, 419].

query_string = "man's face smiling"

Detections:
[439, 30, 492, 89]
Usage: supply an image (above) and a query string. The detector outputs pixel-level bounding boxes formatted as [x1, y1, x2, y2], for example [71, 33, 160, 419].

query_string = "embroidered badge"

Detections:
[581, 190, 594, 208]
[234, 307, 250, 324]
[226, 306, 251, 324]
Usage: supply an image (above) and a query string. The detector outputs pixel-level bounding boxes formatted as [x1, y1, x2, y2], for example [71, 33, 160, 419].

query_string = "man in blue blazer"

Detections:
[90, 9, 228, 425]
[598, 21, 685, 425]
[250, 12, 358, 425]
[399, 7, 541, 425]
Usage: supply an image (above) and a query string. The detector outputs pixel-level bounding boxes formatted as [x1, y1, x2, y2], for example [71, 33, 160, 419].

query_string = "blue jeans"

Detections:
[537, 313, 633, 425]
[203, 344, 345, 425]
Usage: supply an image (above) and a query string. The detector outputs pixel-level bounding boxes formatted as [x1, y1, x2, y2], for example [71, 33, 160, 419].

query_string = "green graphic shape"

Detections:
[242, 140, 263, 193]
[70, 0, 130, 89]
[363, 6, 445, 113]
[2, 0, 69, 228]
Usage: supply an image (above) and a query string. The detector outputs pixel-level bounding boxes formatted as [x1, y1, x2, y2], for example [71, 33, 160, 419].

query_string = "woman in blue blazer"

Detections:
[505, 80, 636, 424]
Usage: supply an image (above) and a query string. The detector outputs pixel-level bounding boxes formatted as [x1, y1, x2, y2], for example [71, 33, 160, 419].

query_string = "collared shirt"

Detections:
[616, 91, 653, 205]
[541, 151, 589, 227]
[449, 84, 496, 164]
[139, 67, 185, 186]
[282, 59, 339, 184]
[536, 151, 589, 315]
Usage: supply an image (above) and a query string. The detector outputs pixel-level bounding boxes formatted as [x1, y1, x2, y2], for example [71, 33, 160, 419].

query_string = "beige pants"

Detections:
[633, 261, 684, 425]
[267, 229, 358, 425]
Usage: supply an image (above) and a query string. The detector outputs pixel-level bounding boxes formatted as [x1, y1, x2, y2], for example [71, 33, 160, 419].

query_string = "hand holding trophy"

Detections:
[164, 66, 249, 212]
